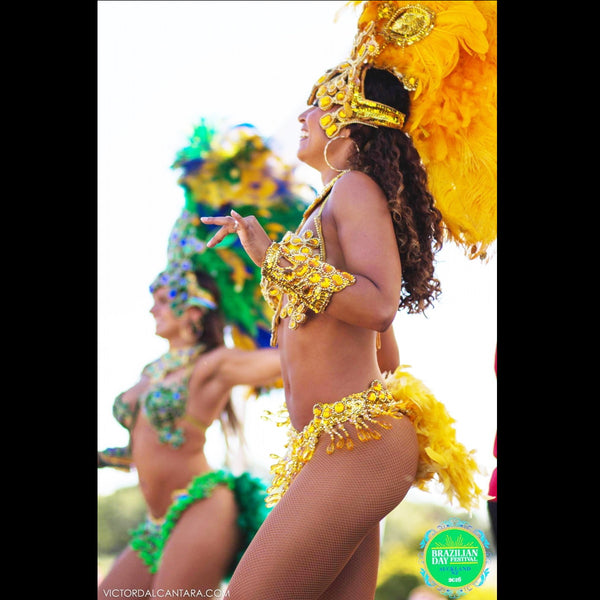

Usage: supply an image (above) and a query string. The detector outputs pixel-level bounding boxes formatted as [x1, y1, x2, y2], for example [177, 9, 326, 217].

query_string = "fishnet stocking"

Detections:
[225, 415, 418, 600]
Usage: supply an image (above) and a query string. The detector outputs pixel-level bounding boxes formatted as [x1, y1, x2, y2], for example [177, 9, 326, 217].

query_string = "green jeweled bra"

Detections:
[112, 345, 206, 448]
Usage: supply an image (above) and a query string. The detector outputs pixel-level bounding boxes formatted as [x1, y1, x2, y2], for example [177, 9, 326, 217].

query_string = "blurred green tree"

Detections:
[98, 485, 146, 555]
[376, 573, 422, 600]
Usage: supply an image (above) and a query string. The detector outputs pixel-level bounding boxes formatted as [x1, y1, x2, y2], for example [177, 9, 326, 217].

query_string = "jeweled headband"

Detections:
[150, 260, 217, 318]
[307, 4, 435, 138]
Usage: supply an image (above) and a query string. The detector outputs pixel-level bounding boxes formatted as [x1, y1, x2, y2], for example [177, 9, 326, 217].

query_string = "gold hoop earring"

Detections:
[323, 135, 360, 172]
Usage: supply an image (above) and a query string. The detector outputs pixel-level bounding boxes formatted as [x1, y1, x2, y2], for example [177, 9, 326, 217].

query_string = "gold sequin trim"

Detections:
[260, 232, 355, 335]
[383, 4, 436, 47]
[265, 380, 407, 507]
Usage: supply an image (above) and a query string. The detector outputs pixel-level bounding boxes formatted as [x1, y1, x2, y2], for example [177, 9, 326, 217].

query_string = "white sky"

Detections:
[98, 1, 497, 518]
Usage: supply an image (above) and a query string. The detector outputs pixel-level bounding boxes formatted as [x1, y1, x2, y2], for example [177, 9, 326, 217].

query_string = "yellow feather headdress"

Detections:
[310, 1, 497, 259]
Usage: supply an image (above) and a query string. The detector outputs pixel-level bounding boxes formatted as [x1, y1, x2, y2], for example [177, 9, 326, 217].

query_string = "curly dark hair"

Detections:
[192, 270, 242, 440]
[347, 68, 444, 314]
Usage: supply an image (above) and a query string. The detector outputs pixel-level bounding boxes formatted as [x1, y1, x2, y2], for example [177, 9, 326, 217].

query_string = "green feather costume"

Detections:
[166, 120, 313, 348]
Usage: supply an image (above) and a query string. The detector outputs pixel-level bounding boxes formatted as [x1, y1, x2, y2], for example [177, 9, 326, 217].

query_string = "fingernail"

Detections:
[231, 209, 241, 218]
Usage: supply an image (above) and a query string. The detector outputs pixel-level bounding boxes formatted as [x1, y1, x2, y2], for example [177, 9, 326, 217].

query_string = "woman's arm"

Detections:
[185, 346, 281, 427]
[216, 346, 282, 389]
[201, 171, 402, 332]
[318, 171, 403, 331]
[98, 445, 134, 471]
[191, 346, 282, 395]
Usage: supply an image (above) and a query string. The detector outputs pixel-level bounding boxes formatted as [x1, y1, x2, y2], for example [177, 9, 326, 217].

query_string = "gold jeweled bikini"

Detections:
[259, 174, 410, 506]
[259, 174, 483, 513]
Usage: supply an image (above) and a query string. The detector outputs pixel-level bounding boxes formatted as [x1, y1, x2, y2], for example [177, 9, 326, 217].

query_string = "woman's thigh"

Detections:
[98, 546, 153, 598]
[318, 524, 381, 600]
[225, 415, 419, 600]
[154, 485, 241, 593]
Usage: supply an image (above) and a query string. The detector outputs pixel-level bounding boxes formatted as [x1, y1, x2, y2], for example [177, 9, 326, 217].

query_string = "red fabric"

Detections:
[487, 433, 497, 501]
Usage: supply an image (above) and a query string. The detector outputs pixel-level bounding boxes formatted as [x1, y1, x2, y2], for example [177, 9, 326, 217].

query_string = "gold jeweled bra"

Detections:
[112, 345, 208, 448]
[260, 173, 355, 346]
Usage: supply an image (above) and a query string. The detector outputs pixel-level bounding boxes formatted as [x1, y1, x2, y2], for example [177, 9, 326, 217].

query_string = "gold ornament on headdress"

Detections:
[309, 1, 497, 259]
[308, 20, 410, 138]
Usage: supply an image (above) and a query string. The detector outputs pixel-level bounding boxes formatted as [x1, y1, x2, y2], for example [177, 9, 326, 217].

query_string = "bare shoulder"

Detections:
[329, 170, 388, 216]
[190, 345, 228, 379]
[333, 170, 382, 194]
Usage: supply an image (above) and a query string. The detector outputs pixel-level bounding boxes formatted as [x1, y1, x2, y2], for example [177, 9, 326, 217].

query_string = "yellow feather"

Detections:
[351, 1, 497, 259]
[385, 365, 483, 512]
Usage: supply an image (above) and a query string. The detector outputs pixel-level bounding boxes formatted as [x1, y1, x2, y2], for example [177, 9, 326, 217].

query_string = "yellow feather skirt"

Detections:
[265, 366, 482, 513]
[384, 365, 482, 512]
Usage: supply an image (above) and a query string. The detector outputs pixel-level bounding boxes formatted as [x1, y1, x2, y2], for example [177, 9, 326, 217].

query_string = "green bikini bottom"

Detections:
[129, 469, 270, 581]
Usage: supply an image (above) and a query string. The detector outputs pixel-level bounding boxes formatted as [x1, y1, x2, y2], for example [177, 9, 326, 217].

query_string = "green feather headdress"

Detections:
[162, 120, 312, 348]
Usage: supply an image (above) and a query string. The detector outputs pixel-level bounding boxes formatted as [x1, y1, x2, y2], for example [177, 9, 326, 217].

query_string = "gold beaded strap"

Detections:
[265, 380, 406, 507]
[260, 237, 356, 333]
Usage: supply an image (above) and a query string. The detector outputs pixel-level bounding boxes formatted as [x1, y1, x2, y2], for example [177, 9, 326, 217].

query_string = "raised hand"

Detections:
[201, 210, 274, 267]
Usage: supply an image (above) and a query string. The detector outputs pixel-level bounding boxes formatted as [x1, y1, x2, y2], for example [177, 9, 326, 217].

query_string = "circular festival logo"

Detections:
[419, 518, 492, 598]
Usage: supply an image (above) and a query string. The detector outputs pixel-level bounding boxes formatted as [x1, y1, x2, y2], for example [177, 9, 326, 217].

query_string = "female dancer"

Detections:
[201, 2, 496, 598]
[98, 264, 282, 596]
[98, 121, 311, 596]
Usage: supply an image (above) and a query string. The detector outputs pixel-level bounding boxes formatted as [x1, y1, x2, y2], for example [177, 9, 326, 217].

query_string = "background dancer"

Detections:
[98, 122, 309, 595]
